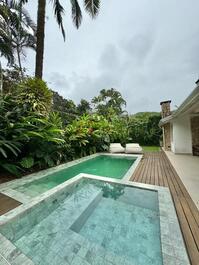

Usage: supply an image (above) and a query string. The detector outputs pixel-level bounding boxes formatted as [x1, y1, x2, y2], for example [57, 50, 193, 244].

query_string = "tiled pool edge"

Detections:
[0, 234, 34, 265]
[0, 174, 190, 265]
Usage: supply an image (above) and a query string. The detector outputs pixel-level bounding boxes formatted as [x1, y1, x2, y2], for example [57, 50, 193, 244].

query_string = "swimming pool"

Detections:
[11, 154, 138, 198]
[0, 175, 190, 265]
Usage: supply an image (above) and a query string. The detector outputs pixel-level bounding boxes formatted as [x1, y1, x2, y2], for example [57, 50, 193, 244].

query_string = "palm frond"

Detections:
[21, 6, 37, 33]
[19, 0, 29, 3]
[70, 0, 82, 29]
[84, 0, 100, 18]
[0, 0, 36, 65]
[51, 0, 66, 40]
[21, 33, 36, 50]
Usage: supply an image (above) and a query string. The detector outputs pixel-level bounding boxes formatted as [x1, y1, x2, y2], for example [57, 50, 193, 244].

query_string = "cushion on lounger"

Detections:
[109, 143, 125, 153]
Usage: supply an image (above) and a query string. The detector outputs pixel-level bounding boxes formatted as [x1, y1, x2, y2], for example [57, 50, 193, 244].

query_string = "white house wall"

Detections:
[172, 115, 192, 154]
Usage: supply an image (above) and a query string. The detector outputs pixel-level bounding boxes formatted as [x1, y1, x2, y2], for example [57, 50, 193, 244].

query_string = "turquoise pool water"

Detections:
[15, 155, 136, 197]
[0, 179, 163, 265]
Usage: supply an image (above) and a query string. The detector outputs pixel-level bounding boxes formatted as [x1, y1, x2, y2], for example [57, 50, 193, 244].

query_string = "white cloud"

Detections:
[23, 0, 199, 113]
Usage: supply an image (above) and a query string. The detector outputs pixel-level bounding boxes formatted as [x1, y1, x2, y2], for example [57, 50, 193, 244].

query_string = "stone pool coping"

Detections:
[0, 153, 142, 204]
[0, 173, 190, 265]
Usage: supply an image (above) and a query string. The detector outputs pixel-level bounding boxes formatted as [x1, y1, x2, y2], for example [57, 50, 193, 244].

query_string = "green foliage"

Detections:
[65, 114, 112, 157]
[0, 82, 65, 175]
[45, 0, 100, 39]
[92, 88, 126, 116]
[1, 163, 21, 177]
[129, 112, 162, 145]
[20, 157, 34, 168]
[0, 136, 21, 158]
[52, 91, 77, 125]
[108, 114, 130, 145]
[77, 99, 91, 115]
[0, 77, 161, 178]
[17, 78, 53, 114]
[0, 93, 24, 176]
[64, 113, 130, 157]
[1, 67, 25, 94]
[0, 1, 36, 69]
[19, 113, 66, 168]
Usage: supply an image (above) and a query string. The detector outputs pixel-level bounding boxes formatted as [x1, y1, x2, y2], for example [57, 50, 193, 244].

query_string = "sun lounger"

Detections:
[125, 143, 143, 154]
[109, 143, 125, 153]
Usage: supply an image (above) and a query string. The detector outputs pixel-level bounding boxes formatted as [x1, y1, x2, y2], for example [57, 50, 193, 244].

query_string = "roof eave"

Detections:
[159, 84, 199, 127]
[159, 115, 174, 127]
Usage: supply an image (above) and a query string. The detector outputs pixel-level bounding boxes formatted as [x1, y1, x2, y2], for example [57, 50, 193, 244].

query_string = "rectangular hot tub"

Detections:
[0, 175, 190, 265]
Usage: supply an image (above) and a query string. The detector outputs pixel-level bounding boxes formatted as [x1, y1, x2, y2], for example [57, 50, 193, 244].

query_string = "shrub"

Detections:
[129, 113, 162, 145]
[0, 86, 64, 175]
[17, 78, 52, 114]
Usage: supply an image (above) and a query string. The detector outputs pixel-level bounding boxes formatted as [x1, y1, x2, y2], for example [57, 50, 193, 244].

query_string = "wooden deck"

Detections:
[0, 193, 21, 216]
[130, 151, 199, 265]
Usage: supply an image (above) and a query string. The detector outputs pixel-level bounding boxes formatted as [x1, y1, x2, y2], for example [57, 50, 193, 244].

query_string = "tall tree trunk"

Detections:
[0, 62, 3, 95]
[35, 0, 46, 79]
[16, 45, 24, 78]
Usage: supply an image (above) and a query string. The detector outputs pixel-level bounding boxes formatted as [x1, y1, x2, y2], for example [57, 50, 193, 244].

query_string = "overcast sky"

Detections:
[22, 0, 199, 113]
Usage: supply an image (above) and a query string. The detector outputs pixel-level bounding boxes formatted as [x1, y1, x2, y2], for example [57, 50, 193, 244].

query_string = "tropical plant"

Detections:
[19, 113, 66, 168]
[65, 114, 112, 157]
[109, 114, 130, 145]
[21, 0, 101, 78]
[52, 91, 78, 125]
[0, 136, 21, 159]
[92, 88, 126, 116]
[1, 67, 25, 94]
[0, 93, 25, 175]
[128, 112, 162, 145]
[77, 99, 92, 115]
[0, 0, 36, 75]
[0, 73, 161, 178]
[16, 78, 53, 114]
[0, 81, 66, 175]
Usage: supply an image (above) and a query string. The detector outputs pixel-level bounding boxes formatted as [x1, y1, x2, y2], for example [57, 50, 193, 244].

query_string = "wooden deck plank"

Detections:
[146, 152, 153, 184]
[130, 151, 199, 265]
[0, 193, 21, 215]
[140, 152, 151, 184]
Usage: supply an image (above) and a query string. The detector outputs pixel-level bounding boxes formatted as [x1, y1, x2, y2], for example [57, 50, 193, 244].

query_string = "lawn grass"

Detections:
[141, 146, 160, 152]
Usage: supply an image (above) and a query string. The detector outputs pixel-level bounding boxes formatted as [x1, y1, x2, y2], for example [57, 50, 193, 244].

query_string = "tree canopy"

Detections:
[0, 0, 36, 74]
[92, 88, 126, 116]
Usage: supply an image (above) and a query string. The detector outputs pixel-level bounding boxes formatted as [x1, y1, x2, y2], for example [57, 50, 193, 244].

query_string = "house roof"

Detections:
[159, 82, 199, 126]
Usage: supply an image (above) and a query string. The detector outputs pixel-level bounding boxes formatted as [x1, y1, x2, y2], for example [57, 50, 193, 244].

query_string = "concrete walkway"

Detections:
[165, 151, 199, 209]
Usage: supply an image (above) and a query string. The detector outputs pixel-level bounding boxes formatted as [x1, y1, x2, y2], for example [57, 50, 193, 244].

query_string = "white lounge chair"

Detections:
[109, 143, 125, 153]
[125, 143, 143, 154]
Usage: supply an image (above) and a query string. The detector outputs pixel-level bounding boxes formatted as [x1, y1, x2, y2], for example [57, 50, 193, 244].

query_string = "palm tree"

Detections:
[0, 0, 36, 76]
[21, 0, 100, 79]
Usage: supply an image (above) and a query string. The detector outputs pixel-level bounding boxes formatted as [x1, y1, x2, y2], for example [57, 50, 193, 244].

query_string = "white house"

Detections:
[159, 80, 199, 156]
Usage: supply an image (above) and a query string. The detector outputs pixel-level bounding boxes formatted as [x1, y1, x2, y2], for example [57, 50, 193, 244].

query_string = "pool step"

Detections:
[70, 189, 102, 233]
[58, 184, 102, 228]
